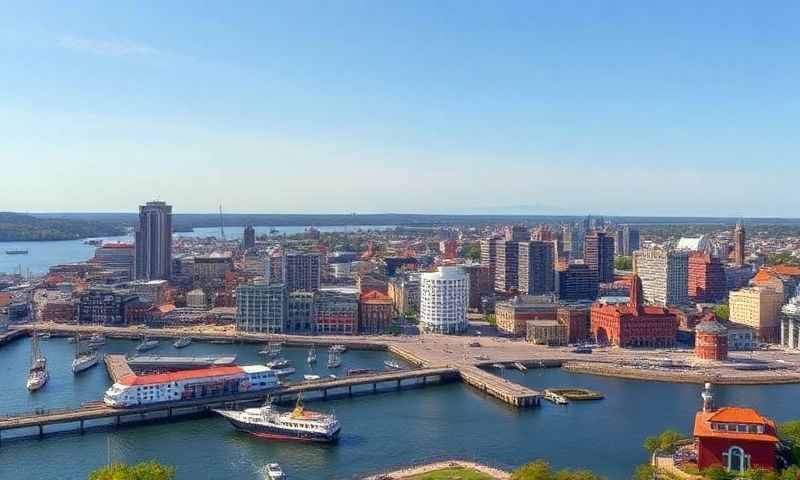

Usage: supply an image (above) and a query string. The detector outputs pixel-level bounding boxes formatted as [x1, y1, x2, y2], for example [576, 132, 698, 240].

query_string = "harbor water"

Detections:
[2, 337, 800, 479]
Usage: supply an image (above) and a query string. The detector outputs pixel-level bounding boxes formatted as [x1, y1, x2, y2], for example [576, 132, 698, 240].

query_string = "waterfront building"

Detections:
[286, 291, 314, 334]
[526, 319, 568, 346]
[751, 266, 800, 303]
[122, 279, 169, 306]
[557, 262, 599, 301]
[734, 222, 746, 267]
[313, 288, 359, 335]
[621, 225, 640, 257]
[494, 239, 520, 293]
[633, 247, 689, 306]
[584, 231, 615, 283]
[358, 290, 394, 334]
[461, 264, 491, 311]
[134, 201, 173, 280]
[694, 384, 778, 473]
[419, 266, 469, 334]
[243, 225, 256, 250]
[387, 273, 421, 315]
[688, 253, 727, 303]
[495, 294, 558, 337]
[590, 274, 678, 347]
[518, 241, 555, 295]
[694, 314, 728, 361]
[235, 283, 287, 333]
[557, 306, 591, 344]
[728, 286, 783, 342]
[78, 287, 138, 325]
[282, 251, 321, 293]
[186, 288, 207, 308]
[93, 242, 135, 281]
[780, 294, 800, 350]
[39, 298, 76, 323]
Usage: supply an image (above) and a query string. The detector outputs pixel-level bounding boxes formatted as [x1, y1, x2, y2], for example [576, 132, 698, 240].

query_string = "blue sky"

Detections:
[1, 1, 798, 216]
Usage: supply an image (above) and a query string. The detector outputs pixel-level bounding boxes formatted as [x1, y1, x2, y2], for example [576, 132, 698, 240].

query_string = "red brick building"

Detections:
[358, 290, 394, 334]
[590, 274, 678, 347]
[694, 313, 728, 361]
[694, 384, 778, 473]
[688, 253, 727, 303]
[557, 306, 590, 344]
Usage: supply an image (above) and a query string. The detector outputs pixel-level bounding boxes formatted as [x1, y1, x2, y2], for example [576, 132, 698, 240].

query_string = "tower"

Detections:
[701, 382, 714, 412]
[734, 221, 746, 267]
[629, 273, 644, 315]
[134, 201, 172, 280]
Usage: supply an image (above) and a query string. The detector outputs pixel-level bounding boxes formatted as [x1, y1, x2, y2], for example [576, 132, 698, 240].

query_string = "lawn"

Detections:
[406, 467, 497, 480]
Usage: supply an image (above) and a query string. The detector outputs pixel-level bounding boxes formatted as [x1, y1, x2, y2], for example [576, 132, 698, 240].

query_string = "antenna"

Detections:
[219, 204, 225, 240]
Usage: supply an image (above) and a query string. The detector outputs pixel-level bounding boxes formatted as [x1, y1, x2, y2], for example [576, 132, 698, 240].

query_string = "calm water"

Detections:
[0, 225, 394, 275]
[1, 338, 799, 480]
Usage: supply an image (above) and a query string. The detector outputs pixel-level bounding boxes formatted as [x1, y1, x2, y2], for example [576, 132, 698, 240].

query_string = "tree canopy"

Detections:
[643, 429, 686, 454]
[614, 256, 633, 271]
[511, 460, 605, 480]
[712, 304, 730, 321]
[88, 462, 175, 480]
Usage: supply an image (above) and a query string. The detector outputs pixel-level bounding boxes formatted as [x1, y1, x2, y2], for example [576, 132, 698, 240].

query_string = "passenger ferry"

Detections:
[103, 365, 278, 407]
[214, 396, 340, 443]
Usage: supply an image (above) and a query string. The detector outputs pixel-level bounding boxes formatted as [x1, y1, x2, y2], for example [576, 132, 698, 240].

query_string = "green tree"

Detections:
[780, 421, 800, 465]
[484, 313, 497, 326]
[89, 462, 176, 480]
[643, 430, 686, 454]
[702, 466, 733, 480]
[614, 256, 633, 270]
[463, 243, 481, 262]
[767, 252, 800, 267]
[631, 464, 655, 480]
[780, 466, 800, 480]
[512, 460, 553, 480]
[712, 304, 730, 321]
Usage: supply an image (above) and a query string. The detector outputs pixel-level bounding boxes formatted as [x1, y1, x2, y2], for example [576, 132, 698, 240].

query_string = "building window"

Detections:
[722, 446, 750, 473]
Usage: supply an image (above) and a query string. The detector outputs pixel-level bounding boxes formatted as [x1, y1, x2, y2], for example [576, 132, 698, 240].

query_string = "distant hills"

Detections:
[0, 212, 127, 242]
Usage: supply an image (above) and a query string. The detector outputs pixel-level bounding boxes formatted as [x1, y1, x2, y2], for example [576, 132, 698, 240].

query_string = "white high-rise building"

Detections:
[419, 266, 469, 334]
[633, 247, 689, 306]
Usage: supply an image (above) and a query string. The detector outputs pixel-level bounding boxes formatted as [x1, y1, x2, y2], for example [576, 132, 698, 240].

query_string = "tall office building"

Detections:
[688, 253, 727, 303]
[558, 262, 599, 301]
[614, 229, 625, 256]
[283, 251, 321, 293]
[622, 225, 640, 256]
[734, 222, 746, 267]
[243, 225, 256, 250]
[134, 201, 172, 280]
[584, 231, 615, 283]
[419, 266, 469, 334]
[480, 236, 499, 285]
[235, 282, 287, 333]
[505, 225, 529, 242]
[93, 242, 135, 281]
[518, 241, 555, 295]
[634, 248, 689, 306]
[495, 240, 520, 292]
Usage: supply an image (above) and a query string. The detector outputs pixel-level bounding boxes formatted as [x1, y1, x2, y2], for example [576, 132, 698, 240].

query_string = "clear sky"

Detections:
[1, 1, 798, 217]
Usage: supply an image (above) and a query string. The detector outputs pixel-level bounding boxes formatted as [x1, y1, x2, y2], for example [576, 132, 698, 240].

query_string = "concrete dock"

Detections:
[458, 365, 541, 407]
[104, 354, 134, 383]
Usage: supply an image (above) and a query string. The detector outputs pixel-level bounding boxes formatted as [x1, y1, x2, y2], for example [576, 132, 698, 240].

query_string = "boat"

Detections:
[72, 334, 99, 374]
[213, 396, 340, 443]
[269, 367, 295, 377]
[5, 249, 29, 255]
[572, 346, 593, 354]
[266, 358, 291, 369]
[307, 346, 317, 364]
[266, 463, 284, 479]
[37, 332, 51, 340]
[104, 365, 278, 407]
[260, 342, 282, 357]
[27, 335, 48, 391]
[346, 368, 374, 376]
[328, 374, 337, 379]
[136, 337, 159, 352]
[383, 360, 403, 370]
[303, 374, 321, 381]
[87, 334, 106, 347]
[327, 350, 342, 369]
[329, 344, 347, 354]
[173, 337, 192, 349]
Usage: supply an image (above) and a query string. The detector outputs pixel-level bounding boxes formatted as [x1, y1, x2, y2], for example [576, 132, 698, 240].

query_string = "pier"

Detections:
[458, 365, 541, 407]
[104, 354, 134, 383]
[0, 366, 459, 442]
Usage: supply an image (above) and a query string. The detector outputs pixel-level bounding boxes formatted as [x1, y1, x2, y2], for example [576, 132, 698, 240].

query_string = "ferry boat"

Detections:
[5, 249, 29, 255]
[214, 396, 340, 443]
[27, 335, 48, 391]
[173, 337, 192, 349]
[266, 463, 284, 479]
[103, 365, 278, 407]
[136, 337, 159, 352]
[327, 350, 342, 368]
[72, 335, 99, 373]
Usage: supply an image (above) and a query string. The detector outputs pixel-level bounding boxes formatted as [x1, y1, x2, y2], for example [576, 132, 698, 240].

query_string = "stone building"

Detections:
[526, 319, 568, 346]
[495, 294, 558, 337]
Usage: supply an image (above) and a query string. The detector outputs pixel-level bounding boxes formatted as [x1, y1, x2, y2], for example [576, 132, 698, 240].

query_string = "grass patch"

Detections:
[406, 467, 497, 480]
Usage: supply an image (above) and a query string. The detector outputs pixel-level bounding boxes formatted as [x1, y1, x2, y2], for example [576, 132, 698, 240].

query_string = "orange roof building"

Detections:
[358, 290, 394, 334]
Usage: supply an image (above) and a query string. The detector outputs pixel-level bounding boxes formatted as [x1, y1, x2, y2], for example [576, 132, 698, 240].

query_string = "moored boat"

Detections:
[327, 350, 342, 369]
[213, 396, 340, 443]
[173, 337, 192, 349]
[136, 337, 159, 352]
[72, 334, 99, 373]
[266, 358, 291, 369]
[307, 345, 317, 364]
[384, 360, 403, 370]
[27, 335, 48, 391]
[303, 374, 321, 381]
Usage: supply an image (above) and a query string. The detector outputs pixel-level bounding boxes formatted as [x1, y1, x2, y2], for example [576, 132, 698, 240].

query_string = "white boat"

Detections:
[303, 374, 321, 381]
[72, 334, 99, 373]
[27, 335, 48, 391]
[327, 350, 342, 369]
[37, 332, 51, 340]
[259, 342, 283, 357]
[329, 344, 347, 353]
[266, 463, 284, 479]
[384, 360, 403, 370]
[269, 367, 295, 377]
[87, 334, 106, 347]
[173, 337, 192, 349]
[307, 346, 317, 364]
[136, 337, 159, 352]
[266, 358, 291, 369]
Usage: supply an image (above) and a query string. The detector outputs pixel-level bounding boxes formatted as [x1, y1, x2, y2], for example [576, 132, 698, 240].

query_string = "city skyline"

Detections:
[3, 1, 800, 216]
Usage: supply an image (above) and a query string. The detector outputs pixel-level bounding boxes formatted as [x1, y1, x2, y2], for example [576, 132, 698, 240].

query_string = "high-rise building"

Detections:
[134, 201, 173, 280]
[419, 266, 469, 334]
[734, 222, 746, 267]
[282, 251, 321, 293]
[688, 253, 727, 303]
[235, 282, 287, 333]
[93, 242, 135, 281]
[461, 264, 491, 310]
[622, 225, 640, 256]
[614, 229, 625, 256]
[480, 237, 499, 284]
[557, 262, 599, 301]
[243, 225, 256, 250]
[518, 241, 555, 295]
[729, 286, 783, 342]
[584, 231, 615, 283]
[505, 225, 529, 242]
[495, 240, 520, 292]
[634, 248, 689, 306]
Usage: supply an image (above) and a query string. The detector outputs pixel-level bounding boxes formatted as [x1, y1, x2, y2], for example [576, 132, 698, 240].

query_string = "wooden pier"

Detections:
[458, 365, 541, 407]
[0, 366, 459, 442]
[104, 355, 135, 383]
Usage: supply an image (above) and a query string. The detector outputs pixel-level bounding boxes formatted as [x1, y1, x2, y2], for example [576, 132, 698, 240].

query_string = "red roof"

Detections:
[694, 408, 779, 443]
[708, 407, 768, 424]
[118, 366, 244, 386]
[360, 290, 392, 303]
[769, 265, 800, 277]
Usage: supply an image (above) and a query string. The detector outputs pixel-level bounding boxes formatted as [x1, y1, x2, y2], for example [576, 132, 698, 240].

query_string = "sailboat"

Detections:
[72, 333, 99, 374]
[136, 335, 159, 352]
[307, 345, 317, 364]
[259, 342, 282, 357]
[327, 349, 342, 369]
[27, 334, 49, 391]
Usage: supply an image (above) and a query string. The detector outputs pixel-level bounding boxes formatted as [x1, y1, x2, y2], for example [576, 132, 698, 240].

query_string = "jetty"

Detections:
[126, 355, 237, 371]
[458, 365, 540, 407]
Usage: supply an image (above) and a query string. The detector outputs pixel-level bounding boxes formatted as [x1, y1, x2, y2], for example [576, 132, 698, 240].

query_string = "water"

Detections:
[0, 225, 394, 275]
[2, 338, 800, 480]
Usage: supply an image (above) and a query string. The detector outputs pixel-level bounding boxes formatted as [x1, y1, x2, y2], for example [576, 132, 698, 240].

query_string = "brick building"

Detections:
[314, 288, 359, 335]
[358, 290, 394, 334]
[688, 253, 727, 303]
[694, 313, 728, 361]
[558, 306, 591, 344]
